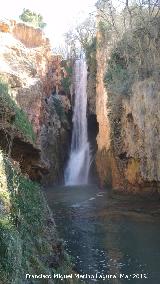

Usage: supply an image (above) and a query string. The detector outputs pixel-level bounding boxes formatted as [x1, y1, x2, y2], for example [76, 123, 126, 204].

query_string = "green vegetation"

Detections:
[0, 151, 78, 284]
[105, 46, 135, 95]
[98, 20, 112, 42]
[53, 95, 67, 122]
[61, 60, 73, 94]
[19, 8, 46, 29]
[95, 0, 160, 95]
[85, 37, 97, 79]
[0, 78, 35, 142]
[103, 12, 160, 95]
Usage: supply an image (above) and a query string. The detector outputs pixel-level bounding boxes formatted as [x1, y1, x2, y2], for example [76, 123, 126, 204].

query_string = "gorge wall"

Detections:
[0, 19, 71, 184]
[0, 20, 76, 284]
[94, 30, 112, 188]
[91, 18, 160, 195]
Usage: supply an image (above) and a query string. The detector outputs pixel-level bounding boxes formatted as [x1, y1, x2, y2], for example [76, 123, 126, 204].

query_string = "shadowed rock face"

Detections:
[0, 115, 48, 181]
[41, 95, 71, 185]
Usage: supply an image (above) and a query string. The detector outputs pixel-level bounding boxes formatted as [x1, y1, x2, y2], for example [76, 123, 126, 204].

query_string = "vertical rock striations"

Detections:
[95, 28, 112, 187]
[94, 17, 160, 194]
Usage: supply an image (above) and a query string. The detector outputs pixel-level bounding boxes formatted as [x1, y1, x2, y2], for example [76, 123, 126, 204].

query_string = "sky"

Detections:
[0, 0, 96, 47]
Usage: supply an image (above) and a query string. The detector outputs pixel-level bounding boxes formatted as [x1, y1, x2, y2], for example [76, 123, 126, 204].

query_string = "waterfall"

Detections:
[64, 58, 91, 185]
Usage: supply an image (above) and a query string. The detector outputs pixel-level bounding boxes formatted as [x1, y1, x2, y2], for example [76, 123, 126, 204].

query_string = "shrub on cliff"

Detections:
[85, 37, 97, 79]
[61, 60, 73, 94]
[19, 9, 46, 29]
[0, 78, 35, 142]
[104, 44, 136, 95]
[104, 15, 160, 95]
[52, 95, 67, 122]
[96, 0, 160, 95]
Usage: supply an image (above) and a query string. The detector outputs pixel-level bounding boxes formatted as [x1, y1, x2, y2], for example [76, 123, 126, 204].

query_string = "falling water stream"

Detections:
[65, 59, 90, 185]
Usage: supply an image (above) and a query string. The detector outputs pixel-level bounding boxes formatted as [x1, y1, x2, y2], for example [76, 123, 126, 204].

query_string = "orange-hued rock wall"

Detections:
[0, 21, 62, 137]
[12, 23, 49, 48]
[0, 20, 71, 183]
[95, 29, 112, 187]
[95, 23, 160, 194]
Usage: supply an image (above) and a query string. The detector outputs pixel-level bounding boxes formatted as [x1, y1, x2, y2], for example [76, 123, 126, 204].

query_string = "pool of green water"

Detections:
[45, 185, 160, 284]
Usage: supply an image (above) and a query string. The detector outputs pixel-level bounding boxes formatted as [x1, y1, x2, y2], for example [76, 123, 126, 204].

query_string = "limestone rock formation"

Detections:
[87, 57, 96, 115]
[41, 94, 70, 184]
[120, 80, 160, 193]
[94, 25, 160, 194]
[95, 30, 112, 187]
[0, 20, 70, 184]
[0, 20, 80, 283]
[0, 19, 15, 33]
[12, 22, 49, 48]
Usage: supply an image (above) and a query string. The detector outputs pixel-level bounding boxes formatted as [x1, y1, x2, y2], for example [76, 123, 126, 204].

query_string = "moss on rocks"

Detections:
[0, 151, 81, 284]
[0, 78, 35, 143]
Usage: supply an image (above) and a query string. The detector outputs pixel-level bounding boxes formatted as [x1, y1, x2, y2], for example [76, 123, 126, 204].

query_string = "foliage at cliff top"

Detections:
[97, 0, 160, 95]
[0, 78, 36, 143]
[19, 8, 47, 29]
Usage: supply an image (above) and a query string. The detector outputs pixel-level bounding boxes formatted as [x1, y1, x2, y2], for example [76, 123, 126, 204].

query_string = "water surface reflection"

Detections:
[45, 185, 160, 284]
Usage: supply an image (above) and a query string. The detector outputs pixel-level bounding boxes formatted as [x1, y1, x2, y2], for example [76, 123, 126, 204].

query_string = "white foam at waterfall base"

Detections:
[64, 59, 91, 185]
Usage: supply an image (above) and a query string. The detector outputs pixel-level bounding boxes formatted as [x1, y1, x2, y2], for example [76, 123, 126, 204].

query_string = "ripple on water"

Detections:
[45, 185, 160, 284]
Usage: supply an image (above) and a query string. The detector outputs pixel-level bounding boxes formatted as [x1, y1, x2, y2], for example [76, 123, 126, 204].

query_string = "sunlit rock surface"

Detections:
[95, 29, 112, 187]
[95, 27, 160, 194]
[0, 21, 70, 183]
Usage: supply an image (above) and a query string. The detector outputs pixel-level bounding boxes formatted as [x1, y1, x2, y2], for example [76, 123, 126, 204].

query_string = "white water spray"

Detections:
[64, 59, 91, 185]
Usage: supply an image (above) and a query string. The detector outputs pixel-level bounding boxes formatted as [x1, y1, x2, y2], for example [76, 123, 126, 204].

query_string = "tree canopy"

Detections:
[19, 9, 47, 29]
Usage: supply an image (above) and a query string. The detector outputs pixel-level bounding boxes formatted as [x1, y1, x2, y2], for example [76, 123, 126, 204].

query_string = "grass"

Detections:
[0, 78, 35, 143]
[14, 108, 36, 143]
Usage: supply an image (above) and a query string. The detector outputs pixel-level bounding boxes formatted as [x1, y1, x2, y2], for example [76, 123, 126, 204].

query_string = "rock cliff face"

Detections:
[41, 94, 70, 184]
[86, 42, 97, 115]
[117, 79, 160, 193]
[94, 27, 160, 194]
[0, 20, 70, 184]
[12, 23, 49, 47]
[0, 148, 80, 284]
[0, 20, 81, 284]
[95, 30, 112, 187]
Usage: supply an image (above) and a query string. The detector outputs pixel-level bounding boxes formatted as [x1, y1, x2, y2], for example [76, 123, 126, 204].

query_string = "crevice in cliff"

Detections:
[0, 129, 48, 181]
[41, 92, 71, 185]
[87, 113, 99, 183]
